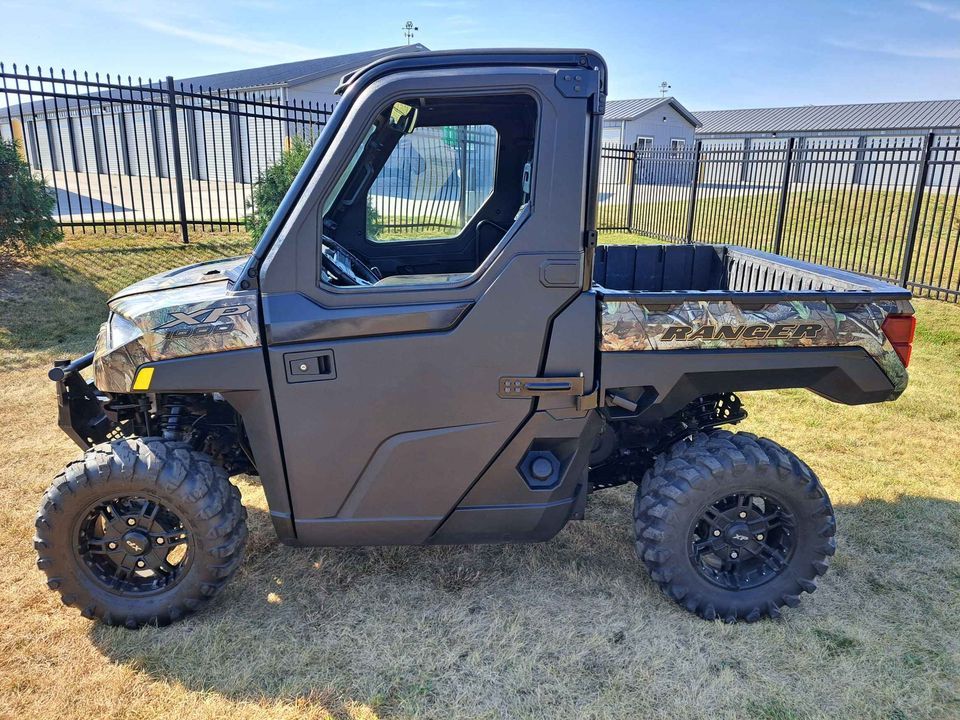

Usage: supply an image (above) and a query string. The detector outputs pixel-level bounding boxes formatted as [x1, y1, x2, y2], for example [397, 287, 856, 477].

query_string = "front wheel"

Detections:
[35, 437, 247, 628]
[634, 430, 836, 622]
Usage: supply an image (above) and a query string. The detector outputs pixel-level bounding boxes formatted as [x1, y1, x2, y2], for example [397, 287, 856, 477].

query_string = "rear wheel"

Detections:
[634, 430, 835, 622]
[35, 437, 247, 628]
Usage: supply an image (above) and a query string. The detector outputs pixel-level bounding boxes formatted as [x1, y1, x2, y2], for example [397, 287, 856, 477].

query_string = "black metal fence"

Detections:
[3, 61, 958, 300]
[368, 124, 498, 239]
[0, 63, 505, 246]
[0, 63, 332, 241]
[598, 136, 960, 301]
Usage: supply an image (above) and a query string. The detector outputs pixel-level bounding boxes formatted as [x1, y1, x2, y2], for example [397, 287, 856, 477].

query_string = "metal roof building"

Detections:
[0, 45, 428, 187]
[178, 44, 429, 94]
[606, 97, 701, 126]
[3, 44, 429, 118]
[602, 97, 701, 149]
[690, 98, 960, 192]
[695, 99, 960, 139]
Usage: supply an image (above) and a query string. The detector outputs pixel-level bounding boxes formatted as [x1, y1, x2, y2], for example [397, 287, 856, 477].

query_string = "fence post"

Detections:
[772, 137, 796, 255]
[899, 132, 935, 288]
[457, 127, 468, 228]
[625, 140, 639, 232]
[684, 140, 702, 243]
[165, 76, 189, 244]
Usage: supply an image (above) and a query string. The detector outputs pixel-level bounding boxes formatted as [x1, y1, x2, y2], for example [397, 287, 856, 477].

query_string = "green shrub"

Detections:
[366, 202, 383, 240]
[245, 136, 312, 242]
[0, 137, 62, 256]
[245, 135, 383, 242]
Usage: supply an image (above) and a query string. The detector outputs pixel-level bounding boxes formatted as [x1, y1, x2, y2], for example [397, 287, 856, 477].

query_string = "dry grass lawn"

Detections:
[0, 232, 958, 719]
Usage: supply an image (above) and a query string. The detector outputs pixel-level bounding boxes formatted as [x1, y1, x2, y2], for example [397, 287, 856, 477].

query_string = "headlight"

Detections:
[106, 313, 143, 353]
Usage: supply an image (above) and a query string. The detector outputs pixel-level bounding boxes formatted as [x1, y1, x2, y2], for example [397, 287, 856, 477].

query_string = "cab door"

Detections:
[257, 56, 603, 545]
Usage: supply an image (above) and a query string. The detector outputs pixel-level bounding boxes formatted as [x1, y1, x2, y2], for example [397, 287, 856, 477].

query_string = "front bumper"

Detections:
[50, 353, 116, 450]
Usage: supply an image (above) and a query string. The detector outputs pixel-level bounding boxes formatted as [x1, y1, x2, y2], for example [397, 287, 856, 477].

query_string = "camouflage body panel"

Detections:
[109, 256, 248, 301]
[599, 297, 913, 393]
[95, 281, 260, 392]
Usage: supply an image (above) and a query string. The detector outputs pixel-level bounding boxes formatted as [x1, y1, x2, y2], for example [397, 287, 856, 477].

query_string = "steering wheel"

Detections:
[321, 238, 381, 286]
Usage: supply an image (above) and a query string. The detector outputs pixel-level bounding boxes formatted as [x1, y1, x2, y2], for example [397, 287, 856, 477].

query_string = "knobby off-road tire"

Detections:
[634, 430, 836, 622]
[35, 437, 247, 628]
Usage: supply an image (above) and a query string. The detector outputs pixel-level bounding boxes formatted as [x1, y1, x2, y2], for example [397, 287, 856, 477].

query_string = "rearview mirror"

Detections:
[388, 101, 419, 134]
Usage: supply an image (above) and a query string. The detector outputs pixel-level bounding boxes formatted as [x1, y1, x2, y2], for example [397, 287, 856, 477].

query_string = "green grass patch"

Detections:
[0, 231, 254, 368]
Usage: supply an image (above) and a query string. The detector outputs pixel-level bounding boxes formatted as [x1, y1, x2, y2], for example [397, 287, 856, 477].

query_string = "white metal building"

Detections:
[0, 44, 428, 186]
[601, 97, 701, 149]
[694, 99, 960, 187]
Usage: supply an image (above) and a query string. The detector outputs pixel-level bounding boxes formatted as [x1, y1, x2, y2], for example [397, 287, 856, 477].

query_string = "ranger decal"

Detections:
[660, 323, 823, 342]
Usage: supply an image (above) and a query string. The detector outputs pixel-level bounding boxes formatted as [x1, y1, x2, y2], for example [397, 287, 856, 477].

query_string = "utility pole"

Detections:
[403, 20, 419, 45]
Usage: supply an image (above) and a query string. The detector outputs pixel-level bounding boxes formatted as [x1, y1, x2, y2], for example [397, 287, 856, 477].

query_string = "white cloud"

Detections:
[415, 0, 470, 7]
[94, 0, 321, 62]
[824, 2, 960, 61]
[442, 13, 481, 35]
[825, 36, 960, 60]
[911, 0, 960, 22]
[136, 18, 320, 61]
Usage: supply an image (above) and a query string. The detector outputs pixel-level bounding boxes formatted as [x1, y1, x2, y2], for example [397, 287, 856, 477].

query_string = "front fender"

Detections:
[132, 349, 295, 543]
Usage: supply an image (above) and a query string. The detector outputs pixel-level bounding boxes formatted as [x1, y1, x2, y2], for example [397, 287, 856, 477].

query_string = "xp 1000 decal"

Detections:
[154, 304, 254, 336]
[599, 298, 912, 394]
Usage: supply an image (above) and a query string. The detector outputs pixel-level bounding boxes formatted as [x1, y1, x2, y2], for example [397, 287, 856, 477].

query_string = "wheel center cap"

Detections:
[122, 531, 150, 556]
[725, 522, 752, 546]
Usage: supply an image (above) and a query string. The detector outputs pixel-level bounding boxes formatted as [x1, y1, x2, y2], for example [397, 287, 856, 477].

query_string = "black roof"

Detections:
[336, 47, 606, 95]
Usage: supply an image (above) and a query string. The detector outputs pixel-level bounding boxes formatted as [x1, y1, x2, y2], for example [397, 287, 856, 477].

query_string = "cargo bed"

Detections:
[593, 244, 909, 298]
[592, 244, 915, 414]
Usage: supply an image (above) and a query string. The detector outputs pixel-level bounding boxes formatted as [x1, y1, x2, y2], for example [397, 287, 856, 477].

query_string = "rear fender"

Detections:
[599, 347, 899, 422]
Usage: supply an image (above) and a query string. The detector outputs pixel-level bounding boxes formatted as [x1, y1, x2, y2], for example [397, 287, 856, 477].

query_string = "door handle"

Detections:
[284, 350, 336, 383]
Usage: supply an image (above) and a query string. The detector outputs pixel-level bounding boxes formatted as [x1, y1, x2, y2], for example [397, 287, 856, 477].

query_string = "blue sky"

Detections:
[1, 0, 959, 110]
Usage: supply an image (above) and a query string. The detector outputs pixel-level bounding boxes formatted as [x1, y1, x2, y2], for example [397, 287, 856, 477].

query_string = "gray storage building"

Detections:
[0, 44, 428, 185]
[602, 97, 701, 149]
[693, 99, 960, 187]
[695, 99, 960, 142]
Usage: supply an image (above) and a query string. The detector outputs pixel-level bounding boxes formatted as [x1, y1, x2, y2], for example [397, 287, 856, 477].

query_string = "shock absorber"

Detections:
[160, 396, 187, 441]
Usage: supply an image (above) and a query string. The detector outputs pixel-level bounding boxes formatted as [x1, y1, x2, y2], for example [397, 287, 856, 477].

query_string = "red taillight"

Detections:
[881, 314, 916, 367]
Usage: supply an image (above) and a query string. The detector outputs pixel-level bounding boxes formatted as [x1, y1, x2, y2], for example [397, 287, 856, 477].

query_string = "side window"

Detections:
[318, 93, 538, 289]
[368, 124, 498, 242]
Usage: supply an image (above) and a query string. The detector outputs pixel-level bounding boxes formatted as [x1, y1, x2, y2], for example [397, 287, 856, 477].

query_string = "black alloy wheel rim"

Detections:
[688, 491, 796, 590]
[74, 495, 192, 596]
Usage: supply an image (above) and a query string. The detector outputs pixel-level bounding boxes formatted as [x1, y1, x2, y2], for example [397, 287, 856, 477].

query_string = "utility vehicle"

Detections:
[37, 49, 916, 627]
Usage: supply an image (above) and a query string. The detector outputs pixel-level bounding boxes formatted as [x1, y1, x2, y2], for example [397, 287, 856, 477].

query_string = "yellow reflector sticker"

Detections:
[133, 367, 154, 391]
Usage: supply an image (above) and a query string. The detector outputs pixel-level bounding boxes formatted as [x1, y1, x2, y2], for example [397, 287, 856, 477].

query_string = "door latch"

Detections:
[498, 373, 597, 410]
